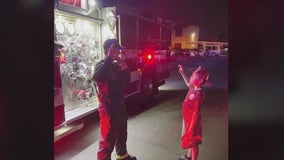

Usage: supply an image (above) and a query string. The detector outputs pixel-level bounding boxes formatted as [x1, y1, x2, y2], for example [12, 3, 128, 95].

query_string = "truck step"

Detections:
[54, 122, 84, 142]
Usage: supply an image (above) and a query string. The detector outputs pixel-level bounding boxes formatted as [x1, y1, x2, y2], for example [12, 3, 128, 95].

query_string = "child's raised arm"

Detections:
[178, 64, 190, 87]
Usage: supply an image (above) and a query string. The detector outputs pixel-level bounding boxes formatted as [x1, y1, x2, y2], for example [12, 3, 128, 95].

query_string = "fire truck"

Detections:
[54, 0, 171, 141]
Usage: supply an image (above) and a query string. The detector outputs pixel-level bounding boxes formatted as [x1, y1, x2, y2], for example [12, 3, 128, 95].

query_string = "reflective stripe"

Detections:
[115, 152, 129, 159]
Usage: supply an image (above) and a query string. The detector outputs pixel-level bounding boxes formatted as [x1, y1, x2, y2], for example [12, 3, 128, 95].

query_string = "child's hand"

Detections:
[178, 64, 184, 73]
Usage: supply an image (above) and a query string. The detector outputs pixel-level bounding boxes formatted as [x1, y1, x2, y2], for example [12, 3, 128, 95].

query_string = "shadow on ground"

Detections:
[125, 89, 187, 117]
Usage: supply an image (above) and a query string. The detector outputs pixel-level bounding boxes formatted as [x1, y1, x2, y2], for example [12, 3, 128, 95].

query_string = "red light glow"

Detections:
[146, 54, 152, 60]
[142, 49, 154, 62]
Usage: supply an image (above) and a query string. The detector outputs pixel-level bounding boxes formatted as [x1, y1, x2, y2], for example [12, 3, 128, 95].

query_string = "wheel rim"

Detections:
[143, 79, 153, 96]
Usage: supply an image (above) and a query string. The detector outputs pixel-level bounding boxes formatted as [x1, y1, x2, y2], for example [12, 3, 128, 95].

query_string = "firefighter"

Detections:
[177, 65, 210, 160]
[93, 39, 137, 160]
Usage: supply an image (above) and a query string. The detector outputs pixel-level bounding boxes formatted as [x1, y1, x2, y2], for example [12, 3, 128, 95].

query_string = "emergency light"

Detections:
[142, 49, 154, 62]
[146, 54, 152, 60]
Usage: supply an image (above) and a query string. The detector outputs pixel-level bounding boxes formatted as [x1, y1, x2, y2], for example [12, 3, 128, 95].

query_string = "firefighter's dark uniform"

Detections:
[93, 56, 131, 160]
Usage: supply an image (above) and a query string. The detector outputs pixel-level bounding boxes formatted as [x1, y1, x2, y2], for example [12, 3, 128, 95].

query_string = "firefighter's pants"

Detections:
[97, 104, 128, 160]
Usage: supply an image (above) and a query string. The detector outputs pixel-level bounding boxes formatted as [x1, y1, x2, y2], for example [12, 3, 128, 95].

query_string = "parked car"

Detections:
[220, 47, 229, 56]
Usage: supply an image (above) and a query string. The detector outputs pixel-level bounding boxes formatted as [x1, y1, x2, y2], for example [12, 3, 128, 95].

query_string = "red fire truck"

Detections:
[54, 0, 171, 141]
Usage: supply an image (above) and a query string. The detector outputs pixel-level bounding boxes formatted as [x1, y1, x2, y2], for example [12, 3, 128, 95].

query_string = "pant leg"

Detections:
[97, 108, 118, 160]
[115, 104, 128, 156]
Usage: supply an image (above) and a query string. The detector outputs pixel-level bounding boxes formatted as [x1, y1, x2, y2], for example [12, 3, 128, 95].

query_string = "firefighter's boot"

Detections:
[115, 153, 137, 160]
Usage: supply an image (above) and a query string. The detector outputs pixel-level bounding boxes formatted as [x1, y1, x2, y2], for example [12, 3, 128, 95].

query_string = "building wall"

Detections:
[171, 25, 199, 50]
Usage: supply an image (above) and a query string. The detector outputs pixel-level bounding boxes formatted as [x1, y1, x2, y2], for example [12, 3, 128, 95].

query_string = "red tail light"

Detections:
[146, 54, 152, 60]
[142, 49, 154, 63]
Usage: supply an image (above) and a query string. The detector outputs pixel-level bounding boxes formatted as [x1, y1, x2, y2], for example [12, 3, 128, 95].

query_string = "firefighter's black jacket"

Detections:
[93, 56, 130, 111]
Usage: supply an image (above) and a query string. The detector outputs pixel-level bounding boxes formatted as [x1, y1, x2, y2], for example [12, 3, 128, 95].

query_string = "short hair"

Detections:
[103, 38, 124, 50]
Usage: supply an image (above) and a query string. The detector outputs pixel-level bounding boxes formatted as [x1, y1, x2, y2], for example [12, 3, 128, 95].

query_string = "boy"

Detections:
[177, 65, 210, 160]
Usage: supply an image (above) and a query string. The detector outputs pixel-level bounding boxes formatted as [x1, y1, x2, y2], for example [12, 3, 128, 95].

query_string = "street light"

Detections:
[191, 32, 195, 48]
[191, 32, 195, 40]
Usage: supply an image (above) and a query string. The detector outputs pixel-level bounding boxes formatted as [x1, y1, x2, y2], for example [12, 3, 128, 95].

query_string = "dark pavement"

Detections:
[54, 56, 228, 160]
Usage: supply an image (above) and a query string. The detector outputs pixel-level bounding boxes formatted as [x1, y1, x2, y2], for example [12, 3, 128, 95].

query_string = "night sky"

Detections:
[133, 0, 228, 41]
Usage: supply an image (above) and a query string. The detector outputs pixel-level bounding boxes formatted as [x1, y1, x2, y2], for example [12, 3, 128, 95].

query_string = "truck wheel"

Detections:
[137, 77, 154, 110]
[141, 77, 154, 98]
[140, 76, 158, 101]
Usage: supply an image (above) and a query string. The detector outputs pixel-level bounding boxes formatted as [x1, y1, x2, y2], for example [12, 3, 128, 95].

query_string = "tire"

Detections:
[138, 75, 158, 109]
[141, 77, 155, 98]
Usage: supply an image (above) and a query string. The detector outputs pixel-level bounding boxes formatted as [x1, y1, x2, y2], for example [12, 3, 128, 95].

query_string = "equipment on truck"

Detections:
[54, 0, 171, 141]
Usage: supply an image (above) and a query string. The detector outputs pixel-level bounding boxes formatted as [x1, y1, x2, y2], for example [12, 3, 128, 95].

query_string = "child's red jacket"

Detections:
[181, 87, 205, 149]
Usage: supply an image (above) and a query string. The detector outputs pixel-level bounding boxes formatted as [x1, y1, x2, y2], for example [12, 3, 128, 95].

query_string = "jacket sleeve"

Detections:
[93, 57, 112, 83]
